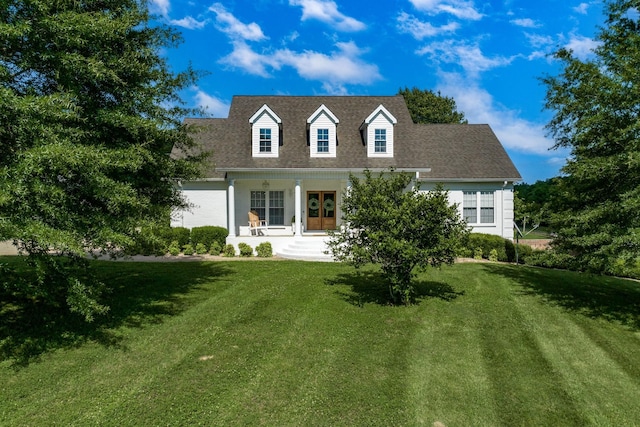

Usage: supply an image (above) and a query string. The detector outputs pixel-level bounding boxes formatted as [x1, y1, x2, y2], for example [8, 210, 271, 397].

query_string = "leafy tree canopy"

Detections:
[542, 0, 640, 273]
[0, 0, 203, 320]
[514, 178, 563, 228]
[327, 170, 468, 304]
[398, 87, 467, 124]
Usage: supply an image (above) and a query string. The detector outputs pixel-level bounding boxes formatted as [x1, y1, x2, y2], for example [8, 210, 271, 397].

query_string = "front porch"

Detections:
[226, 172, 349, 239]
[227, 233, 334, 261]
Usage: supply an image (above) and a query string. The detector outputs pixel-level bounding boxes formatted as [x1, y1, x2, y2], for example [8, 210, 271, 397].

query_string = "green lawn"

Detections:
[517, 226, 554, 239]
[1, 258, 639, 426]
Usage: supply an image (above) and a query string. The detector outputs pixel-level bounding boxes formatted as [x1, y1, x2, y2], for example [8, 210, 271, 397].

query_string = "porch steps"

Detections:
[277, 237, 334, 262]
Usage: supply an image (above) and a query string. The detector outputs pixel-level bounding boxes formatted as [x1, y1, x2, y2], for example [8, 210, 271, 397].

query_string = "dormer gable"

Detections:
[249, 104, 281, 158]
[360, 104, 397, 158]
[307, 104, 339, 158]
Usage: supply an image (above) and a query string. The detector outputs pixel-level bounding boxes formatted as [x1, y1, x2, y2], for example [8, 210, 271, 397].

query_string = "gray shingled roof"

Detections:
[180, 95, 521, 181]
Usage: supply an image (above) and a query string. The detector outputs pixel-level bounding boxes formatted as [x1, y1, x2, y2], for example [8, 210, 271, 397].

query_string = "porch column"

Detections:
[294, 179, 302, 235]
[228, 179, 236, 237]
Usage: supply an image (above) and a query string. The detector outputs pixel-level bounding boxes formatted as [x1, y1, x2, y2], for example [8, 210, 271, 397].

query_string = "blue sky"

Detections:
[149, 0, 605, 183]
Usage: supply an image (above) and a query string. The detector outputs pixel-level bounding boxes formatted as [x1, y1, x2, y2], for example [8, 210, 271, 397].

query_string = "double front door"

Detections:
[306, 191, 336, 230]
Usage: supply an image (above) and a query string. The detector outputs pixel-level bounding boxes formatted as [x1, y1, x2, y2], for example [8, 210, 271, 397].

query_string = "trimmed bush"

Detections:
[191, 226, 228, 249]
[238, 242, 253, 257]
[125, 225, 170, 256]
[255, 242, 273, 258]
[474, 247, 483, 260]
[525, 250, 575, 270]
[223, 244, 236, 257]
[209, 241, 222, 256]
[195, 243, 208, 255]
[467, 233, 508, 261]
[170, 227, 191, 248]
[514, 243, 534, 264]
[168, 241, 181, 256]
[489, 249, 498, 262]
[182, 244, 195, 256]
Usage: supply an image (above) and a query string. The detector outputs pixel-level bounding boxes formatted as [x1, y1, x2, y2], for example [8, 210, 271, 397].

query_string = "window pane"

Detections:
[375, 129, 386, 152]
[317, 129, 329, 153]
[269, 191, 284, 225]
[480, 191, 494, 223]
[259, 128, 271, 152]
[250, 191, 266, 220]
[308, 193, 320, 218]
[463, 191, 477, 223]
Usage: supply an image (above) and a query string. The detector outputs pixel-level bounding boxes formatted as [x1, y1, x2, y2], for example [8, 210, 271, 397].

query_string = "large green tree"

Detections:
[542, 0, 640, 273]
[398, 86, 467, 124]
[0, 0, 202, 319]
[327, 170, 468, 304]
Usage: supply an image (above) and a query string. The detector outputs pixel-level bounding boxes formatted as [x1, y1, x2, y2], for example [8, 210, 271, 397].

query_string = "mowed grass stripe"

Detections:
[2, 259, 640, 426]
[407, 267, 499, 426]
[504, 279, 640, 424]
[474, 267, 587, 426]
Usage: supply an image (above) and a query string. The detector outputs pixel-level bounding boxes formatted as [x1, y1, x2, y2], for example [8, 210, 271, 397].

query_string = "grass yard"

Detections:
[517, 226, 554, 239]
[1, 258, 639, 426]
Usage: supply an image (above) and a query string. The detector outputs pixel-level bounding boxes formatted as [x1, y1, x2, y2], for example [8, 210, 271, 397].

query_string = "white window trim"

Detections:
[317, 128, 329, 153]
[374, 128, 387, 153]
[250, 189, 285, 225]
[463, 190, 496, 225]
[259, 128, 272, 153]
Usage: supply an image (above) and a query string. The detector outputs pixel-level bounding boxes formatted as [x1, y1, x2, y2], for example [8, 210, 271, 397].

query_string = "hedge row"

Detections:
[126, 225, 229, 256]
[458, 233, 534, 264]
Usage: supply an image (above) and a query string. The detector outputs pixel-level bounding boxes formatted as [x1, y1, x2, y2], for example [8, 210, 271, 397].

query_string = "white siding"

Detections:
[418, 182, 515, 240]
[366, 112, 394, 158]
[309, 111, 337, 158]
[251, 112, 280, 158]
[171, 181, 227, 229]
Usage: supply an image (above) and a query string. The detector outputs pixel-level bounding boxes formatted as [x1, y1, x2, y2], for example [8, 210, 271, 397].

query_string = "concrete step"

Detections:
[277, 238, 334, 261]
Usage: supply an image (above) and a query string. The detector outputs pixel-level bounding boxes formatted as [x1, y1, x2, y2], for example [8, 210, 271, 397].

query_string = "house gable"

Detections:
[307, 104, 339, 158]
[249, 104, 281, 158]
[360, 104, 397, 158]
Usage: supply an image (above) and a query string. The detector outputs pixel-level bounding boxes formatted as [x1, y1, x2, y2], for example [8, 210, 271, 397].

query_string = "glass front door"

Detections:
[307, 191, 336, 230]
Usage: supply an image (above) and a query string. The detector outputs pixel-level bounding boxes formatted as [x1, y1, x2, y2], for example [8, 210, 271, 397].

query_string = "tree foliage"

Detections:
[327, 170, 468, 304]
[514, 178, 562, 228]
[0, 0, 202, 320]
[398, 86, 467, 124]
[542, 0, 640, 273]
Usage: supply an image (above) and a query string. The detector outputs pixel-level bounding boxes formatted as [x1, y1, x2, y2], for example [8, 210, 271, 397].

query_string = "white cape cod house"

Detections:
[172, 95, 521, 259]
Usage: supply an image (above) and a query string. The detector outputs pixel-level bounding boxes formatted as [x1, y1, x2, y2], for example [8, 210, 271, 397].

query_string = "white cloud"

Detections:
[219, 41, 275, 77]
[275, 41, 381, 90]
[510, 18, 541, 28]
[564, 34, 599, 60]
[169, 16, 207, 29]
[397, 12, 460, 39]
[409, 0, 483, 20]
[209, 3, 267, 41]
[193, 89, 230, 117]
[417, 40, 514, 76]
[289, 0, 366, 32]
[437, 72, 556, 156]
[525, 33, 554, 49]
[149, 0, 170, 17]
[219, 40, 381, 92]
[573, 3, 590, 14]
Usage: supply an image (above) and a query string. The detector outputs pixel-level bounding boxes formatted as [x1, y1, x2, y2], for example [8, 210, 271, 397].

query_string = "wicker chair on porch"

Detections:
[248, 210, 268, 236]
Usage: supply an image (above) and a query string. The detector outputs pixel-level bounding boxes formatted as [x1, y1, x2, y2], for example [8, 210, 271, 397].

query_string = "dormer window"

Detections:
[250, 104, 281, 158]
[307, 104, 339, 158]
[259, 128, 272, 152]
[361, 104, 397, 158]
[374, 129, 386, 153]
[317, 129, 329, 153]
